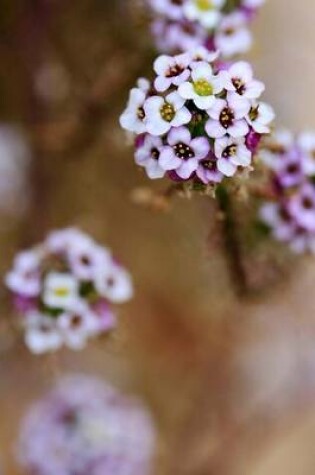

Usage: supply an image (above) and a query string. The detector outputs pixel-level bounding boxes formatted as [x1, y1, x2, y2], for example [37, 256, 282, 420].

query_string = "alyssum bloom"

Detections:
[120, 52, 273, 186]
[5, 228, 133, 354]
[148, 0, 266, 58]
[260, 130, 315, 254]
[17, 374, 156, 475]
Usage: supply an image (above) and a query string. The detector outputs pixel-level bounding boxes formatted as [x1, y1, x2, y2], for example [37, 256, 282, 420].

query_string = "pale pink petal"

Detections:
[217, 157, 237, 177]
[172, 107, 191, 126]
[167, 126, 191, 146]
[191, 137, 210, 160]
[205, 119, 226, 138]
[228, 119, 249, 138]
[177, 159, 198, 179]
[154, 76, 172, 92]
[159, 147, 182, 170]
[207, 98, 226, 120]
[178, 82, 194, 100]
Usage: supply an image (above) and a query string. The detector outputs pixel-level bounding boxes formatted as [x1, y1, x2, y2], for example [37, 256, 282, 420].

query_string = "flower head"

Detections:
[214, 12, 252, 58]
[183, 0, 225, 29]
[17, 375, 156, 475]
[147, 0, 265, 58]
[260, 129, 315, 254]
[5, 229, 133, 354]
[120, 51, 272, 186]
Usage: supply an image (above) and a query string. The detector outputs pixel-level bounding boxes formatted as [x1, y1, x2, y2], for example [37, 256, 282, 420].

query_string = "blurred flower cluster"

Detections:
[18, 375, 156, 475]
[260, 130, 315, 253]
[120, 50, 273, 187]
[148, 0, 265, 58]
[5, 228, 133, 354]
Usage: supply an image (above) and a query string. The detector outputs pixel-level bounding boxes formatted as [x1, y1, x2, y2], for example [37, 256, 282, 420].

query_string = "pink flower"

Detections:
[18, 375, 156, 475]
[222, 61, 265, 99]
[144, 91, 191, 136]
[5, 250, 41, 298]
[247, 101, 275, 134]
[288, 184, 315, 232]
[159, 126, 210, 179]
[275, 150, 304, 188]
[119, 88, 148, 134]
[205, 92, 250, 138]
[196, 154, 223, 184]
[151, 18, 206, 54]
[149, 0, 185, 20]
[215, 136, 251, 176]
[214, 12, 252, 58]
[135, 135, 166, 179]
[6, 229, 134, 354]
[153, 53, 191, 92]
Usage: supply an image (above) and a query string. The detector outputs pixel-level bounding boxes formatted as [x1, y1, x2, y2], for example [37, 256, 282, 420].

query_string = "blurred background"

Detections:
[1, 0, 315, 473]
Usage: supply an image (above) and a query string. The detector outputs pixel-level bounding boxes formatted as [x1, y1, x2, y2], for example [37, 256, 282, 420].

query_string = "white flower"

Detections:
[222, 61, 265, 99]
[43, 272, 79, 310]
[95, 264, 133, 304]
[259, 203, 295, 242]
[149, 0, 185, 20]
[178, 62, 223, 110]
[119, 88, 148, 134]
[205, 92, 250, 138]
[68, 240, 111, 282]
[137, 77, 150, 93]
[57, 301, 100, 351]
[215, 136, 251, 176]
[135, 135, 166, 179]
[151, 18, 207, 54]
[158, 126, 210, 179]
[298, 131, 315, 175]
[5, 250, 41, 297]
[189, 47, 220, 66]
[259, 129, 294, 168]
[24, 313, 62, 354]
[45, 228, 93, 255]
[214, 13, 252, 58]
[247, 101, 275, 134]
[144, 91, 191, 136]
[183, 0, 225, 29]
[153, 53, 191, 92]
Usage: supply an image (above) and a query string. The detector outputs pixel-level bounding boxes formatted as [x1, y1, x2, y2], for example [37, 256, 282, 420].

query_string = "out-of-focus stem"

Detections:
[216, 184, 249, 298]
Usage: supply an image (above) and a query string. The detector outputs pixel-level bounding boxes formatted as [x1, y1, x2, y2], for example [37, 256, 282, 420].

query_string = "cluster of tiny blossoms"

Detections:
[18, 375, 156, 475]
[148, 0, 265, 58]
[260, 130, 315, 253]
[5, 228, 133, 354]
[120, 50, 273, 186]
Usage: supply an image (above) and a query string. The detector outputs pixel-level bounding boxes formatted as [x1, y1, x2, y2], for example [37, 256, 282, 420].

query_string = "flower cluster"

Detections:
[5, 228, 133, 354]
[120, 51, 273, 186]
[17, 375, 156, 475]
[148, 0, 265, 58]
[260, 130, 315, 253]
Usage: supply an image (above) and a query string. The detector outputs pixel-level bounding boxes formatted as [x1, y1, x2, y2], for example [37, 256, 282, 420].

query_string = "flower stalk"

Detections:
[216, 183, 249, 298]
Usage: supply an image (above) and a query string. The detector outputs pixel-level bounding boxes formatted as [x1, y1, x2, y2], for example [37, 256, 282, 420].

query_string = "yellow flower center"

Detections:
[160, 102, 176, 122]
[193, 79, 213, 97]
[195, 0, 214, 11]
[54, 287, 69, 297]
